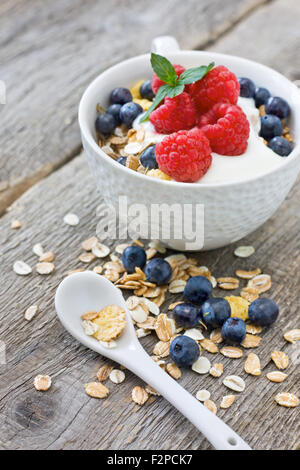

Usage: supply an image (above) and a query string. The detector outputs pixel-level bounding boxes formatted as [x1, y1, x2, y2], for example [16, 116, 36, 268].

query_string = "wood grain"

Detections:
[0, 0, 269, 214]
[0, 153, 299, 450]
[208, 0, 300, 80]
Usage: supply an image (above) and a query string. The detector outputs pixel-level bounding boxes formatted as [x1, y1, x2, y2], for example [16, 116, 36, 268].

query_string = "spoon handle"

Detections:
[122, 345, 251, 450]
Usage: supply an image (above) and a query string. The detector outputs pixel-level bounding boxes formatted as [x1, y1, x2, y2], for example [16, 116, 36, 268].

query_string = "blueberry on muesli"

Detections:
[107, 104, 122, 125]
[110, 87, 132, 105]
[254, 87, 271, 108]
[95, 113, 116, 135]
[268, 136, 292, 156]
[260, 114, 283, 141]
[265, 96, 291, 119]
[140, 79, 155, 100]
[119, 102, 143, 127]
[140, 145, 158, 169]
[238, 77, 256, 98]
[117, 156, 127, 166]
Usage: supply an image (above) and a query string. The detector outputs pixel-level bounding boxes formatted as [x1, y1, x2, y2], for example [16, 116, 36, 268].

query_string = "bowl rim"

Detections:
[78, 49, 300, 189]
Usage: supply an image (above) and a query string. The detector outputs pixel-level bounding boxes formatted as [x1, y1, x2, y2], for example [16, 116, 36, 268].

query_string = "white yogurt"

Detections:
[133, 97, 284, 184]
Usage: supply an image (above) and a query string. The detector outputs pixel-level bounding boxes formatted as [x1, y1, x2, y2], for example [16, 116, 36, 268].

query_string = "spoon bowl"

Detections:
[55, 271, 251, 450]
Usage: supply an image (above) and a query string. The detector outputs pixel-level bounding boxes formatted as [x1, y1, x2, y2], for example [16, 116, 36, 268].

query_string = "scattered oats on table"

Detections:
[275, 392, 299, 408]
[36, 262, 55, 275]
[34, 374, 52, 391]
[85, 382, 109, 398]
[63, 213, 79, 226]
[204, 399, 217, 415]
[271, 351, 289, 370]
[195, 389, 210, 402]
[244, 353, 261, 376]
[13, 260, 32, 276]
[132, 386, 149, 405]
[97, 365, 113, 382]
[25, 305, 38, 321]
[11, 219, 22, 229]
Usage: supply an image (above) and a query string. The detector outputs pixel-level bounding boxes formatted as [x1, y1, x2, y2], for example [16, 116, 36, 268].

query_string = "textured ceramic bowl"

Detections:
[79, 36, 300, 251]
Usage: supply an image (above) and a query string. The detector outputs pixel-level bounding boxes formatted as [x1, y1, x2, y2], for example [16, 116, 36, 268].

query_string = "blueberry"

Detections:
[238, 77, 256, 98]
[221, 318, 246, 344]
[95, 113, 116, 135]
[201, 298, 231, 328]
[248, 298, 279, 326]
[140, 80, 155, 100]
[183, 276, 213, 305]
[268, 136, 292, 156]
[119, 102, 143, 127]
[110, 87, 132, 105]
[145, 258, 172, 285]
[260, 114, 283, 141]
[106, 104, 122, 125]
[254, 87, 271, 108]
[169, 335, 200, 367]
[117, 156, 127, 166]
[140, 145, 158, 169]
[172, 303, 201, 328]
[265, 96, 291, 119]
[121, 246, 146, 273]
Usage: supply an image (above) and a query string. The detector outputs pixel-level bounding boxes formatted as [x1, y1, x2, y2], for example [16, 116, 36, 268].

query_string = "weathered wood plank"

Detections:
[0, 153, 299, 450]
[207, 0, 300, 80]
[0, 0, 269, 214]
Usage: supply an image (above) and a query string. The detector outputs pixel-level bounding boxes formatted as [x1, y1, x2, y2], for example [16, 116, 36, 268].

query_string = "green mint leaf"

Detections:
[139, 84, 170, 122]
[179, 62, 215, 85]
[163, 83, 185, 98]
[150, 53, 177, 85]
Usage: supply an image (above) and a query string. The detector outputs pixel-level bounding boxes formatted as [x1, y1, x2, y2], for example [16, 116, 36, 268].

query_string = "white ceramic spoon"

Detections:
[55, 271, 251, 450]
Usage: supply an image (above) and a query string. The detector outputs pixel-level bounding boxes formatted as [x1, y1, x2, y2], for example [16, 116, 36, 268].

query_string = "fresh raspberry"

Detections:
[189, 65, 240, 113]
[155, 128, 212, 182]
[152, 64, 185, 94]
[197, 103, 250, 155]
[150, 92, 196, 134]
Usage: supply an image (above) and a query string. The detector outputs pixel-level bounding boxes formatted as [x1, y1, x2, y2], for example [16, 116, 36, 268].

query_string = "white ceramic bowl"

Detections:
[79, 36, 300, 251]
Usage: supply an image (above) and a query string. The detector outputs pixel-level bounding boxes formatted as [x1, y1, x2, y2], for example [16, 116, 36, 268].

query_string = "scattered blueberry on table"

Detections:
[221, 317, 246, 344]
[248, 298, 279, 326]
[172, 302, 201, 328]
[184, 276, 213, 305]
[122, 246, 146, 273]
[145, 258, 172, 285]
[201, 297, 231, 328]
[169, 335, 200, 367]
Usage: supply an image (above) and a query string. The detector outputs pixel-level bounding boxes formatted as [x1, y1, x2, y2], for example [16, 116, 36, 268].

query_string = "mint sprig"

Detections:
[140, 53, 214, 122]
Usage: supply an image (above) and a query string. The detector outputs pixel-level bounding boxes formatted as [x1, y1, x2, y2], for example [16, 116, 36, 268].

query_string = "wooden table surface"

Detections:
[0, 0, 299, 450]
